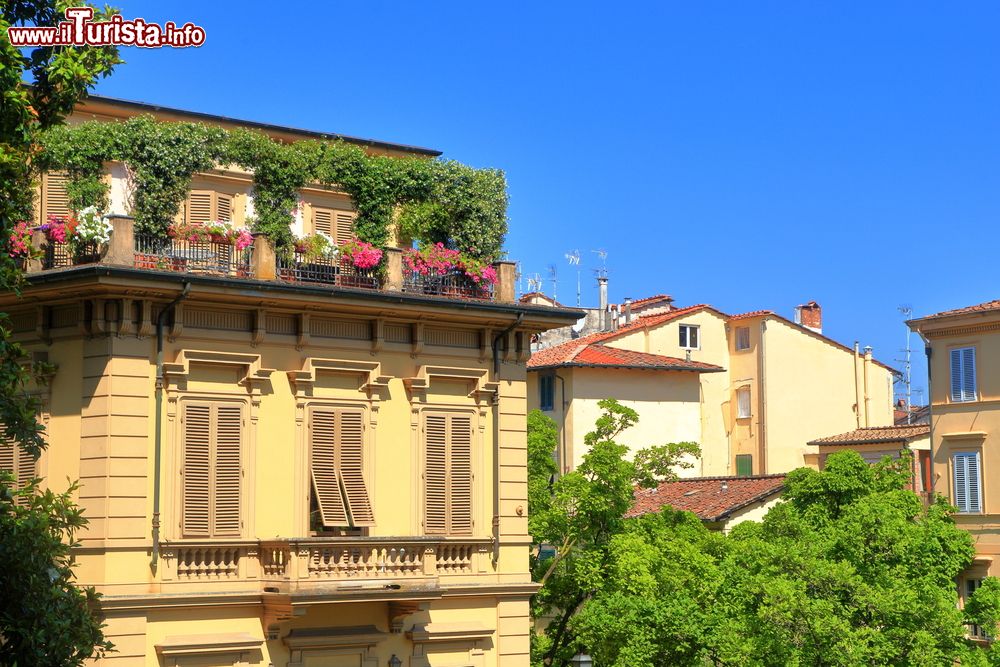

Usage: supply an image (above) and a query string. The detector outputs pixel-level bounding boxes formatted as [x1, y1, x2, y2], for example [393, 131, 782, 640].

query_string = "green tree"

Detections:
[572, 450, 985, 666]
[1, 2, 120, 663]
[527, 401, 700, 666]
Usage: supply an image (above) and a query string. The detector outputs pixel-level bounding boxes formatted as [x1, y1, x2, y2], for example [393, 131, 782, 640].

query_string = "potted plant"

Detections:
[7, 221, 33, 269]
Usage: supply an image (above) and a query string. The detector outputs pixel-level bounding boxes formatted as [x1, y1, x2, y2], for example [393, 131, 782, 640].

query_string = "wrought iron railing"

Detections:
[276, 252, 380, 289]
[403, 269, 494, 301]
[42, 241, 101, 269]
[133, 234, 252, 278]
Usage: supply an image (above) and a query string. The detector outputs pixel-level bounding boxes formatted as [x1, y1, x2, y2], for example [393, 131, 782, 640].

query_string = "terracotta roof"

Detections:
[628, 475, 786, 522]
[894, 405, 930, 426]
[519, 292, 563, 307]
[912, 299, 1000, 322]
[629, 294, 673, 308]
[528, 342, 724, 372]
[729, 309, 775, 320]
[807, 424, 930, 447]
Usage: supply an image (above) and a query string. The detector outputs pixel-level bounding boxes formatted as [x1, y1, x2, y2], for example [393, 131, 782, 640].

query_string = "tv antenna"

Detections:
[565, 250, 581, 306]
[897, 304, 913, 423]
[526, 273, 543, 293]
[547, 264, 558, 302]
[591, 249, 608, 279]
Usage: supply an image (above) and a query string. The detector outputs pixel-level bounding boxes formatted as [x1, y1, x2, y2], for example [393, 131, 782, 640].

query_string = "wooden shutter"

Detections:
[963, 348, 976, 402]
[313, 208, 333, 236]
[338, 410, 374, 526]
[0, 441, 14, 476]
[310, 408, 349, 526]
[736, 454, 753, 477]
[182, 403, 212, 536]
[954, 452, 981, 513]
[334, 211, 355, 243]
[41, 172, 72, 220]
[213, 405, 242, 535]
[216, 193, 233, 223]
[424, 414, 449, 534]
[182, 402, 242, 537]
[424, 413, 473, 535]
[186, 191, 214, 225]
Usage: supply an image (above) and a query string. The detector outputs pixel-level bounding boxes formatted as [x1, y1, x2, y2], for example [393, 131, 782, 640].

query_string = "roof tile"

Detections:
[627, 475, 786, 522]
[808, 424, 929, 446]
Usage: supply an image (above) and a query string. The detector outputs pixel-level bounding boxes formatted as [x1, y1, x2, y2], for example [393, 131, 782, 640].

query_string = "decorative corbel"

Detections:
[34, 305, 50, 345]
[296, 313, 310, 350]
[252, 309, 266, 347]
[168, 303, 183, 342]
[118, 299, 137, 337]
[388, 601, 423, 634]
[411, 322, 424, 357]
[479, 327, 492, 362]
[77, 300, 91, 337]
[371, 318, 384, 355]
[516, 331, 531, 362]
[92, 298, 107, 335]
[137, 300, 154, 338]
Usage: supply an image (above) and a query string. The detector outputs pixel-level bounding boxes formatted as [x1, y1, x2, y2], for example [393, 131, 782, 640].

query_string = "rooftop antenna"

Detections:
[591, 249, 608, 278]
[548, 264, 558, 302]
[515, 262, 523, 297]
[526, 273, 543, 294]
[897, 304, 913, 423]
[565, 250, 581, 307]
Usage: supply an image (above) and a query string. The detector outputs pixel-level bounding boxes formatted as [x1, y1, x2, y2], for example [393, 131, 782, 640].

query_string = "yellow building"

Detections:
[1, 97, 580, 666]
[528, 300, 897, 477]
[908, 299, 1000, 622]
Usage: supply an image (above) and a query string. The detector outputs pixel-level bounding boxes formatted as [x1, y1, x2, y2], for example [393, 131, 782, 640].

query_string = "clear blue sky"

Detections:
[89, 1, 1000, 401]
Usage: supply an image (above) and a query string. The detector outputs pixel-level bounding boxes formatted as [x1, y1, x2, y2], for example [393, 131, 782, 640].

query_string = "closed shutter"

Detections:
[0, 441, 36, 507]
[953, 452, 981, 513]
[424, 413, 473, 535]
[334, 211, 355, 243]
[736, 454, 753, 477]
[313, 208, 333, 236]
[0, 441, 14, 475]
[42, 172, 72, 220]
[951, 347, 977, 402]
[338, 410, 374, 526]
[216, 193, 233, 223]
[182, 402, 242, 537]
[186, 191, 214, 225]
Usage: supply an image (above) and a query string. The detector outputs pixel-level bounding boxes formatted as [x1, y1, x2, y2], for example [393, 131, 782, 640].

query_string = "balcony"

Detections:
[158, 536, 494, 594]
[25, 216, 516, 303]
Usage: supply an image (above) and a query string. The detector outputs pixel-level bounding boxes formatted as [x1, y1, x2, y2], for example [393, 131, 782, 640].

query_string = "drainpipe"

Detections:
[920, 332, 934, 499]
[853, 342, 862, 428]
[491, 313, 523, 566]
[758, 319, 768, 474]
[150, 282, 191, 573]
[863, 346, 873, 427]
[555, 372, 568, 474]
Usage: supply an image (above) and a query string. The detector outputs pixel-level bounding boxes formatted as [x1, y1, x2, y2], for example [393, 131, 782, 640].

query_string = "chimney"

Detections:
[794, 301, 822, 333]
[598, 276, 609, 330]
[623, 297, 632, 325]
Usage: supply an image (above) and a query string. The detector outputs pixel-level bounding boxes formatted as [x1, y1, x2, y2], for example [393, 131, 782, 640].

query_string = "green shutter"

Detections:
[736, 454, 753, 477]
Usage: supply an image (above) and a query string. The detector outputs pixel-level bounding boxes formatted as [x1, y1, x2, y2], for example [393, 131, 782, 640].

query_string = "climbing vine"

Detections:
[38, 116, 508, 260]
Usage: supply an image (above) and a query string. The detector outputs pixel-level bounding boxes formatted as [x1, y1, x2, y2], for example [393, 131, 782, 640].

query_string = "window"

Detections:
[539, 374, 555, 412]
[40, 172, 71, 221]
[736, 454, 753, 477]
[181, 402, 243, 537]
[953, 451, 982, 514]
[0, 439, 37, 506]
[424, 412, 473, 535]
[679, 324, 700, 349]
[184, 189, 234, 225]
[736, 386, 751, 419]
[966, 578, 991, 639]
[735, 326, 751, 351]
[951, 347, 977, 402]
[312, 207, 356, 244]
[309, 406, 374, 530]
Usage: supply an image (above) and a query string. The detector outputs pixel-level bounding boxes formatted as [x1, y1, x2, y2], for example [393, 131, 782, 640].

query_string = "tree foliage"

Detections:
[1, 1, 119, 663]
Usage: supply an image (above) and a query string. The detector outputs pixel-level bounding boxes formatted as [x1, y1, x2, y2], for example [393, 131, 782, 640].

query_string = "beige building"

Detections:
[909, 299, 1000, 626]
[0, 98, 581, 666]
[528, 300, 897, 477]
[804, 424, 932, 493]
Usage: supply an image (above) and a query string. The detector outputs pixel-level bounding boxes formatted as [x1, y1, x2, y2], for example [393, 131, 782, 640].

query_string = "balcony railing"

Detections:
[159, 537, 492, 590]
[276, 251, 380, 289]
[25, 216, 518, 304]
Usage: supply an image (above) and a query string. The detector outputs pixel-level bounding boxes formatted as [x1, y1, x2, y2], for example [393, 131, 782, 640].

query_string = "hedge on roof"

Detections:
[38, 115, 508, 260]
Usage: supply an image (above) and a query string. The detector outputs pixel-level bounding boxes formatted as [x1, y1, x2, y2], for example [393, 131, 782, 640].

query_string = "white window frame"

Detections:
[679, 324, 700, 350]
[735, 326, 751, 351]
[736, 386, 751, 419]
[965, 577, 992, 640]
[950, 346, 977, 403]
[953, 450, 982, 514]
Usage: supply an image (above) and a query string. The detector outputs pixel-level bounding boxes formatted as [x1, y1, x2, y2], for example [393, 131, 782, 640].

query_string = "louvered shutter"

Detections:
[334, 211, 355, 243]
[449, 415, 474, 534]
[951, 349, 963, 401]
[213, 405, 242, 535]
[216, 193, 233, 223]
[16, 445, 35, 490]
[338, 410, 374, 526]
[313, 208, 333, 236]
[186, 191, 214, 225]
[182, 403, 212, 536]
[954, 452, 982, 513]
[963, 348, 977, 402]
[967, 452, 982, 513]
[311, 408, 349, 526]
[424, 414, 449, 534]
[0, 440, 14, 476]
[42, 172, 72, 220]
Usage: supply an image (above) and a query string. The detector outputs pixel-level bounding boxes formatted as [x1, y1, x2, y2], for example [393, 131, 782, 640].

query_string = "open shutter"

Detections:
[449, 415, 473, 534]
[339, 410, 374, 526]
[16, 445, 35, 490]
[182, 404, 212, 536]
[42, 172, 72, 220]
[963, 348, 977, 402]
[186, 191, 214, 225]
[424, 414, 449, 534]
[313, 208, 333, 236]
[311, 408, 349, 526]
[951, 349, 963, 401]
[213, 404, 242, 535]
[334, 211, 355, 243]
[967, 452, 982, 513]
[216, 193, 233, 223]
[0, 440, 14, 476]
[954, 453, 968, 512]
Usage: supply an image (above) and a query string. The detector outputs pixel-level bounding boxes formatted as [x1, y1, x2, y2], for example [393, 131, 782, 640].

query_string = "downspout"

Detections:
[920, 331, 934, 498]
[759, 319, 768, 474]
[555, 372, 568, 474]
[150, 282, 191, 573]
[863, 347, 872, 427]
[491, 312, 523, 566]
[853, 342, 862, 428]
